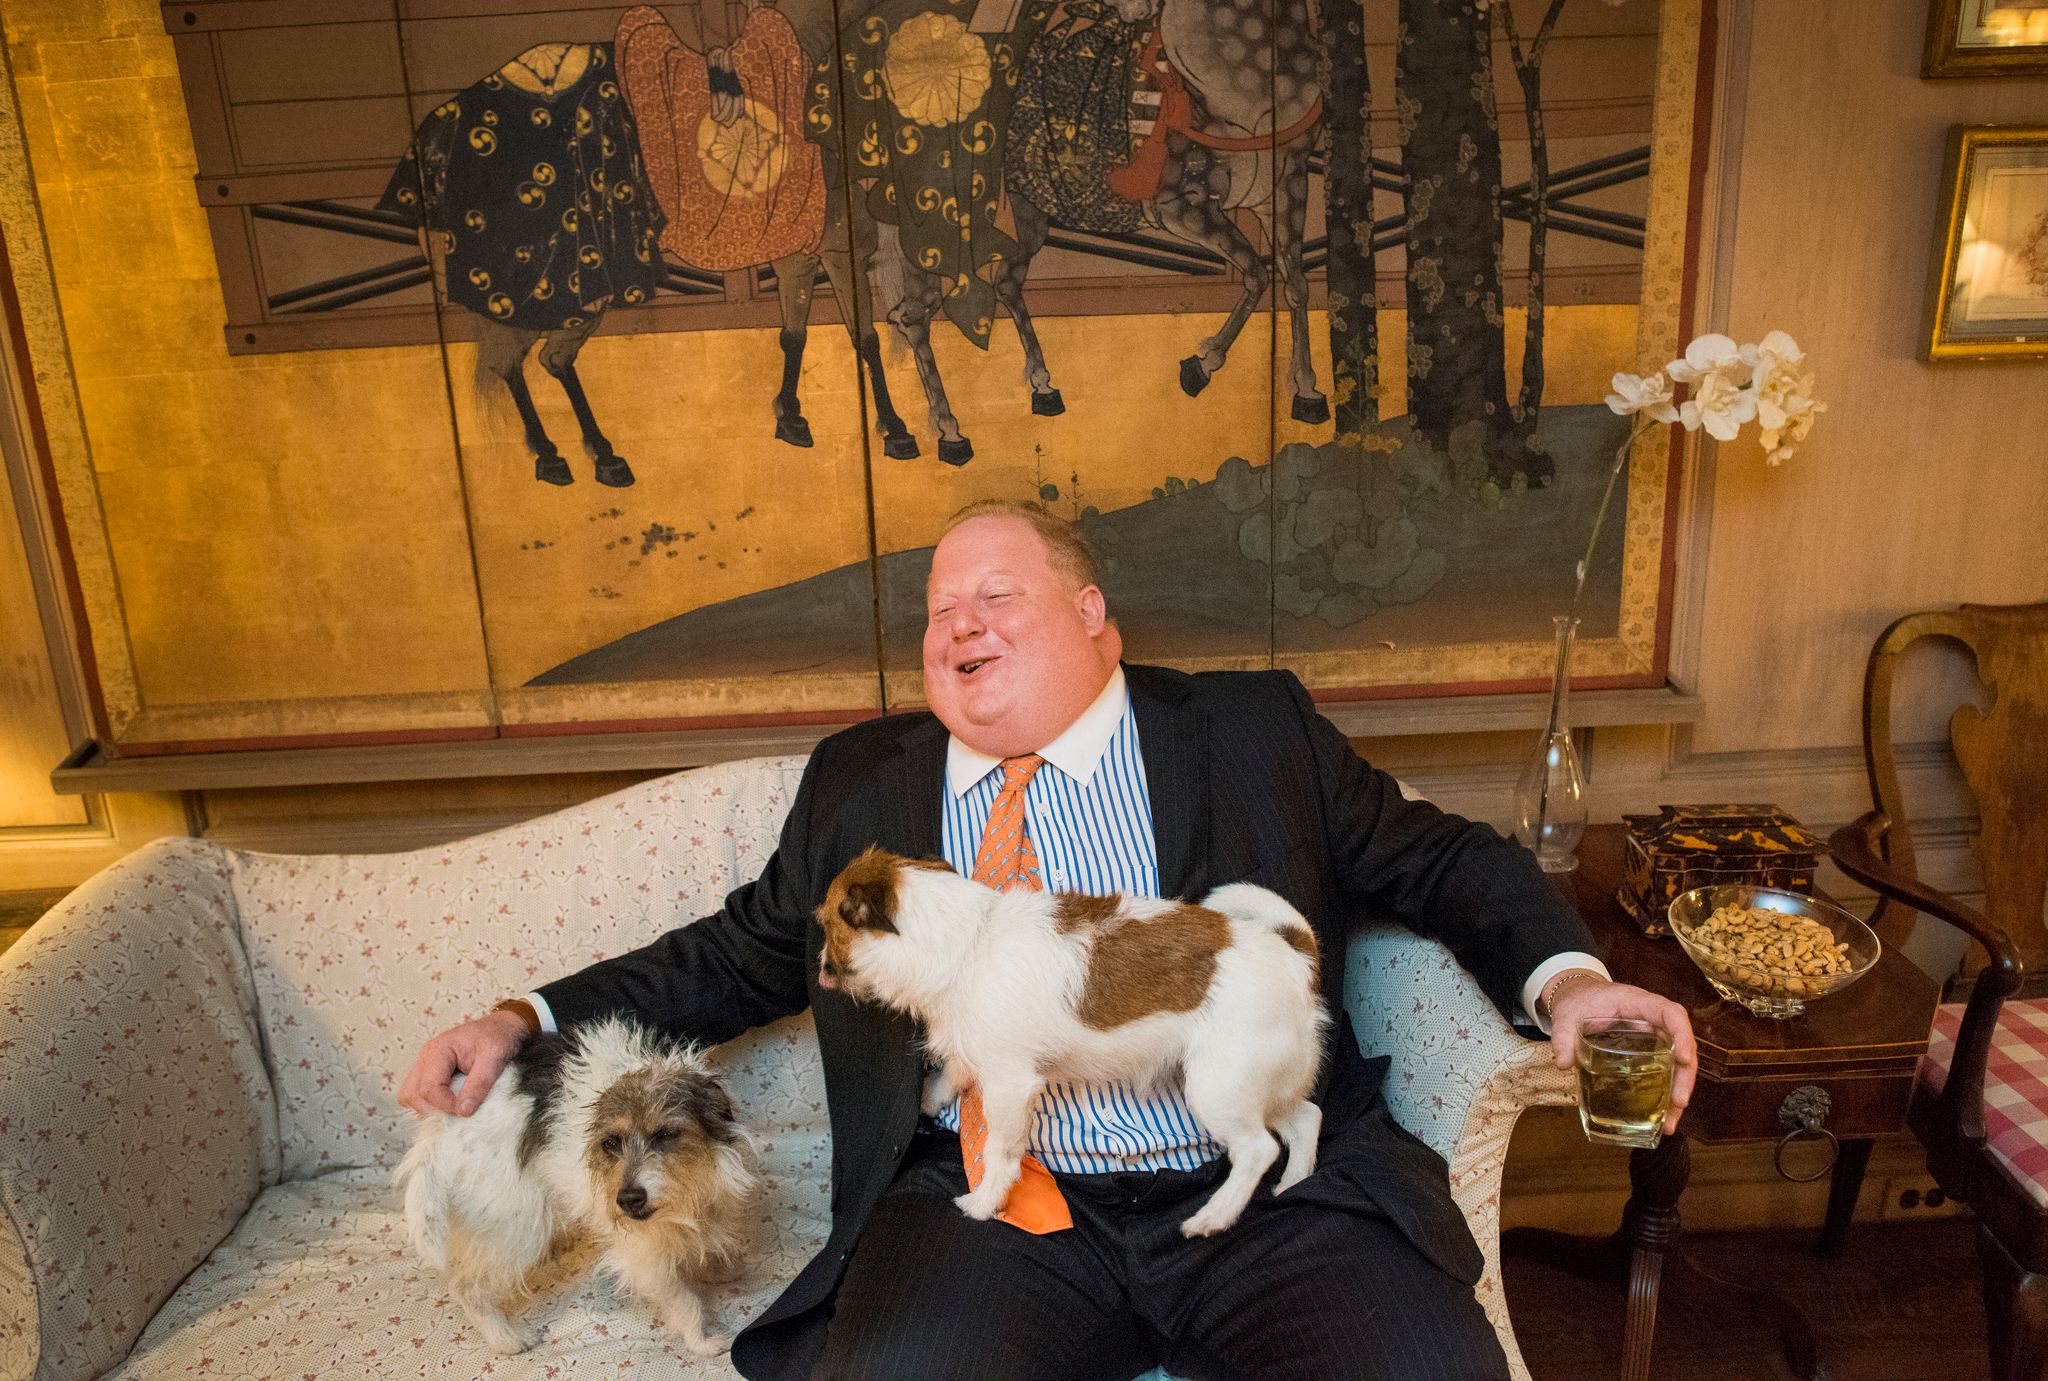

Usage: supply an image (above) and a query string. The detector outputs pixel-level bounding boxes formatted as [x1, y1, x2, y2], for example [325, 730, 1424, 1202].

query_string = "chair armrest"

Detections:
[0, 838, 278, 1381]
[1344, 923, 1573, 1162]
[1344, 924, 1572, 1381]
[1830, 811, 2022, 1143]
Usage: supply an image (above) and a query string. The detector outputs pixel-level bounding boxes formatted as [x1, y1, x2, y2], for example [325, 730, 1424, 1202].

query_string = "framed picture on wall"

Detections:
[1925, 0, 2048, 77]
[1925, 125, 2048, 359]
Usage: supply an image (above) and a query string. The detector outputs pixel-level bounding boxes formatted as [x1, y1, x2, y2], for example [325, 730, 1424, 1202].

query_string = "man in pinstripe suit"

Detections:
[400, 499, 1698, 1380]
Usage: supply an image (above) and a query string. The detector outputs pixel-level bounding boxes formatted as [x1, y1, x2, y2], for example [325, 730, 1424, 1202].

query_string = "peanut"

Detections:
[1686, 902, 1853, 993]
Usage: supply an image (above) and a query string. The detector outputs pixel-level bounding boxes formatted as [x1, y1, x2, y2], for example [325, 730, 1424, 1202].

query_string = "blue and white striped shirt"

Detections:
[930, 665, 1223, 1173]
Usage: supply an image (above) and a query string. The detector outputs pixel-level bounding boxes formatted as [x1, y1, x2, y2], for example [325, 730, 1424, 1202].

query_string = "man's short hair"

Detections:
[940, 499, 1102, 592]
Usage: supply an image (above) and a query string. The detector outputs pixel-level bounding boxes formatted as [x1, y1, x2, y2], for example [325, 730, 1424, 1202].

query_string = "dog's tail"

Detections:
[1201, 882, 1322, 989]
[395, 1131, 452, 1272]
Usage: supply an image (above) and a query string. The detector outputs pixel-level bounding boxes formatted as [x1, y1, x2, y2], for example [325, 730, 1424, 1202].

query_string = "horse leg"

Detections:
[1276, 144, 1327, 425]
[771, 252, 816, 448]
[820, 196, 919, 460]
[1155, 147, 1270, 398]
[474, 319, 571, 486]
[885, 249, 971, 466]
[537, 315, 632, 488]
[995, 194, 1062, 416]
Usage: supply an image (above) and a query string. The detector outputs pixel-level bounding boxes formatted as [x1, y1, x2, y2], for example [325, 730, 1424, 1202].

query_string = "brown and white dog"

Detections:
[815, 847, 1330, 1237]
[396, 1017, 761, 1355]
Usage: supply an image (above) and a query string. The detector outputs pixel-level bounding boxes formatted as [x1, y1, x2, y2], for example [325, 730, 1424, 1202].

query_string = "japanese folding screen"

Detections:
[0, 0, 1709, 750]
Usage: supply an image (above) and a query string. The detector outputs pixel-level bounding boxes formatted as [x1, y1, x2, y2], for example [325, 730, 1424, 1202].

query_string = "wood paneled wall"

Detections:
[1691, 1, 2048, 758]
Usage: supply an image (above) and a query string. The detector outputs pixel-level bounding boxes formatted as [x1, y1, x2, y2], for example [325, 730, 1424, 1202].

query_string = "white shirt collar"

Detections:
[945, 665, 1128, 798]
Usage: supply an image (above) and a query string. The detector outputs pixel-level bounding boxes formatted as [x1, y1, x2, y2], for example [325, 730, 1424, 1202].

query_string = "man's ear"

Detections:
[1076, 583, 1107, 635]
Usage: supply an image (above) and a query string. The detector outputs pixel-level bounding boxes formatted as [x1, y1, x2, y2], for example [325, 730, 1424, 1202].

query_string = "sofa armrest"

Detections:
[1343, 924, 1575, 1381]
[0, 838, 278, 1381]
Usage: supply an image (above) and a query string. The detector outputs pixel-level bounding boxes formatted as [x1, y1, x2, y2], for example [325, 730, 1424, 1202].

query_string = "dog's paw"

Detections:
[1178, 1206, 1242, 1239]
[473, 1316, 541, 1355]
[684, 1330, 733, 1357]
[953, 1187, 1003, 1222]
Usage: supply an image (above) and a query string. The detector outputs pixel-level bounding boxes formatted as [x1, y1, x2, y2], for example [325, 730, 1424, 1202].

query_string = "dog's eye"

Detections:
[652, 1126, 682, 1147]
[600, 1133, 623, 1158]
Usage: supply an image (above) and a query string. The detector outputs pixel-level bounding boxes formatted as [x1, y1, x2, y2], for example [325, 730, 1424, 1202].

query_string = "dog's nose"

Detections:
[616, 1184, 649, 1218]
[818, 959, 840, 990]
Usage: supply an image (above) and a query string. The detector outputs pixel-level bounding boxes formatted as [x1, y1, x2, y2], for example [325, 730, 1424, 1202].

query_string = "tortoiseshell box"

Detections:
[1619, 805, 1827, 937]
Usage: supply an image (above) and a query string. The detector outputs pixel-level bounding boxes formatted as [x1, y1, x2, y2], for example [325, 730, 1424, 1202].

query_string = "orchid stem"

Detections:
[1532, 416, 1656, 857]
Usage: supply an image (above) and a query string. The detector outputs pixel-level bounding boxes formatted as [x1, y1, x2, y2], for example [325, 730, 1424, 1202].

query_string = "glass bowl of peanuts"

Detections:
[1667, 885, 1881, 1018]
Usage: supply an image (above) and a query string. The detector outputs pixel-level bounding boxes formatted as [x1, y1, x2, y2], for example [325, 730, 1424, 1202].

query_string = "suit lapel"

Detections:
[879, 715, 948, 860]
[1126, 664, 1209, 901]
[865, 715, 949, 1105]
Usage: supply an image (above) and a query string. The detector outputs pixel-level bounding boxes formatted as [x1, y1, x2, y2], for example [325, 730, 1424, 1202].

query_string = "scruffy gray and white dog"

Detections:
[396, 1016, 760, 1356]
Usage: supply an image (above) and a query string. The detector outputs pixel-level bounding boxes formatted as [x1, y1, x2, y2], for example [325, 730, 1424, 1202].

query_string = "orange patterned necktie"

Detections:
[957, 753, 1073, 1233]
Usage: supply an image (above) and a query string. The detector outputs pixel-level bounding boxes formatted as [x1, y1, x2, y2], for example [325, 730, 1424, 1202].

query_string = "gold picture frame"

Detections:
[1925, 0, 2048, 78]
[1925, 125, 2048, 360]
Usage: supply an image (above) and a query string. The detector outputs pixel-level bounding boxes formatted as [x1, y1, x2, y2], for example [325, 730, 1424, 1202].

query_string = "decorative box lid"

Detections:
[1621, 804, 1827, 858]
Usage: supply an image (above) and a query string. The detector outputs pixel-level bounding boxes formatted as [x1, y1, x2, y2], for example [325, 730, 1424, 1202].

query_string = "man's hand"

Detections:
[397, 1008, 532, 1117]
[1544, 972, 1697, 1136]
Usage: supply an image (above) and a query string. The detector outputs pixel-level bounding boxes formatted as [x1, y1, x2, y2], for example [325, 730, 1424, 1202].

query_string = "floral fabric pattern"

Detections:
[1345, 922, 1577, 1381]
[0, 838, 277, 1381]
[233, 756, 811, 1184]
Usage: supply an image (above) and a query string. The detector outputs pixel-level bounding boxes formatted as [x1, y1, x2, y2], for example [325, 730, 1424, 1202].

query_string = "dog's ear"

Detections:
[838, 879, 898, 933]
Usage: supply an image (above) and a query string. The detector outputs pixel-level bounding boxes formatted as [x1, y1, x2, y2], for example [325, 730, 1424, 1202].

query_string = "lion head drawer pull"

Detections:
[1774, 1084, 1840, 1182]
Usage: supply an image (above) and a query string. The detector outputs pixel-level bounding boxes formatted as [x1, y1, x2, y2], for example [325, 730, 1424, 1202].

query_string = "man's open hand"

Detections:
[397, 1008, 532, 1117]
[1545, 975, 1697, 1135]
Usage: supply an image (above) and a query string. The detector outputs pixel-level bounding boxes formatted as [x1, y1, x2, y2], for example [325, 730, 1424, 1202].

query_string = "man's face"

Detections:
[922, 516, 1118, 757]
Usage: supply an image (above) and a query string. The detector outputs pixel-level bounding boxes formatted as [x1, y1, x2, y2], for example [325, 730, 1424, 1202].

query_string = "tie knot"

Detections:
[999, 754, 1045, 791]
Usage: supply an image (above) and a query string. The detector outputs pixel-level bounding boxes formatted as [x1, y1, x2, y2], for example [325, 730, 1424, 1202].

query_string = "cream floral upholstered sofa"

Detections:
[0, 755, 1575, 1381]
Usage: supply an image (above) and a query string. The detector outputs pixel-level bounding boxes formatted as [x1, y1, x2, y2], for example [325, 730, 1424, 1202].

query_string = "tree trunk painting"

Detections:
[1501, 0, 1571, 466]
[1318, 0, 1377, 443]
[1396, 0, 1526, 491]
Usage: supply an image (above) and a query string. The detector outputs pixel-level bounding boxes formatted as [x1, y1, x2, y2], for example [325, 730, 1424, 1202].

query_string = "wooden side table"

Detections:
[1502, 824, 1942, 1381]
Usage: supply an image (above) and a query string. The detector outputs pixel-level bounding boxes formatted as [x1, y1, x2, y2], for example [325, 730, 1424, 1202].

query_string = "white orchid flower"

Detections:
[1752, 357, 1813, 429]
[1604, 370, 1679, 423]
[1740, 330, 1804, 370]
[1666, 332, 1749, 386]
[1677, 366, 1757, 441]
[1759, 393, 1825, 465]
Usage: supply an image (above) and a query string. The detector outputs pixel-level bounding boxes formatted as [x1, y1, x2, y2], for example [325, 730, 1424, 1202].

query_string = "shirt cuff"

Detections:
[1520, 952, 1610, 1034]
[523, 991, 559, 1034]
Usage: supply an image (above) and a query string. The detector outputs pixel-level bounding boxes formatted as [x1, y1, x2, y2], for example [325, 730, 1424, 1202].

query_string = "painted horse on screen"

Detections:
[1000, 0, 1330, 424]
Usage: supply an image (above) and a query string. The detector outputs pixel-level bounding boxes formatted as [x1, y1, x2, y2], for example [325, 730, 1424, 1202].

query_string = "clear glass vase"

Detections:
[1515, 615, 1588, 873]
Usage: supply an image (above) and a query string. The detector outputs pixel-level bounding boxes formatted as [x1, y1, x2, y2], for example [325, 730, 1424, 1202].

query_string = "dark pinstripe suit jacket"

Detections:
[537, 663, 1598, 1380]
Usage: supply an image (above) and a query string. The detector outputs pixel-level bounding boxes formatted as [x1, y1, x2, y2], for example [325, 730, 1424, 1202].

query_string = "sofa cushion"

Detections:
[109, 1160, 831, 1381]
[228, 757, 811, 1181]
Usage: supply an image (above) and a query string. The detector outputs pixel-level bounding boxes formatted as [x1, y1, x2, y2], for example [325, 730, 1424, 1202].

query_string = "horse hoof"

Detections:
[1179, 355, 1211, 398]
[594, 454, 636, 488]
[775, 415, 814, 448]
[937, 437, 973, 466]
[883, 432, 921, 461]
[536, 452, 574, 487]
[1031, 389, 1065, 417]
[1291, 394, 1330, 425]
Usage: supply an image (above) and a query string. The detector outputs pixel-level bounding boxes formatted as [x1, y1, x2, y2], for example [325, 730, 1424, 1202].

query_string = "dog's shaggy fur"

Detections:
[816, 847, 1330, 1237]
[396, 1017, 760, 1356]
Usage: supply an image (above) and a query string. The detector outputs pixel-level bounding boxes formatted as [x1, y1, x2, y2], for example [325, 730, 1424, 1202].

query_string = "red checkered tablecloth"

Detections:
[1923, 999, 2048, 1207]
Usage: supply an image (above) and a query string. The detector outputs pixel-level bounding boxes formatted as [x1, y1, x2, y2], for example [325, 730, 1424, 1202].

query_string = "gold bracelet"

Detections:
[1539, 969, 1605, 1025]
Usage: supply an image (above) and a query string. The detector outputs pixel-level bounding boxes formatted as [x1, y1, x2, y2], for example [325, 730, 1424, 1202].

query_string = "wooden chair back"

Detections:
[1861, 602, 2048, 982]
